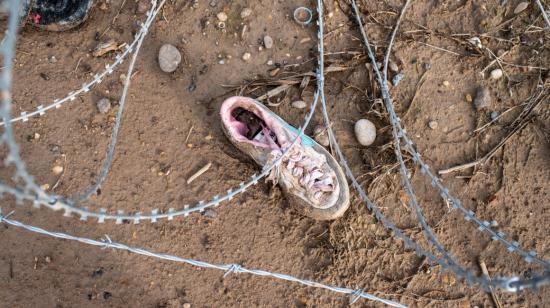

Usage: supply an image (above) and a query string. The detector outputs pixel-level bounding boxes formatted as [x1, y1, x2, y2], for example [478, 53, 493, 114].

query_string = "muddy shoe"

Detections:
[220, 96, 350, 220]
[30, 0, 93, 31]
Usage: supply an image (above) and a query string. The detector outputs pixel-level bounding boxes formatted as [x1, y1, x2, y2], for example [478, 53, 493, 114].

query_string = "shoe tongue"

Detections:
[252, 129, 278, 146]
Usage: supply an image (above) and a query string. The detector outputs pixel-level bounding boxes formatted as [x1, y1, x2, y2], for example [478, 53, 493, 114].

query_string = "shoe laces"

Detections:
[265, 145, 335, 202]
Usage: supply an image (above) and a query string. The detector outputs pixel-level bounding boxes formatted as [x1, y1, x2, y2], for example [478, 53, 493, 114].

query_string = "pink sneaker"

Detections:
[220, 96, 350, 220]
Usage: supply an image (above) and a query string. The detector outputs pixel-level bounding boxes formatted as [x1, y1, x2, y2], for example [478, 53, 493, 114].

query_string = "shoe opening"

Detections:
[230, 107, 281, 149]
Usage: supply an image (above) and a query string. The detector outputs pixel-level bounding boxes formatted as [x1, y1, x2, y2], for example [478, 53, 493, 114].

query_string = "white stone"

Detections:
[96, 98, 111, 113]
[263, 35, 274, 49]
[240, 8, 252, 18]
[354, 119, 376, 146]
[216, 12, 227, 22]
[291, 100, 307, 109]
[158, 44, 181, 73]
[52, 165, 64, 175]
[490, 68, 503, 80]
[242, 52, 251, 61]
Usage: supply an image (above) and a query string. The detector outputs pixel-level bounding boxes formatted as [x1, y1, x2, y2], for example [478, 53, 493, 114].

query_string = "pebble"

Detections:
[465, 94, 473, 103]
[474, 87, 491, 110]
[203, 209, 217, 218]
[354, 119, 376, 146]
[183, 304, 191, 308]
[48, 55, 57, 63]
[242, 52, 251, 61]
[313, 125, 330, 147]
[490, 111, 499, 121]
[490, 68, 503, 80]
[240, 8, 252, 19]
[468, 37, 482, 49]
[428, 120, 438, 130]
[514, 2, 529, 14]
[208, 0, 217, 7]
[96, 98, 111, 114]
[266, 60, 273, 65]
[263, 35, 274, 49]
[52, 165, 64, 175]
[291, 100, 307, 109]
[388, 60, 399, 72]
[216, 12, 227, 22]
[158, 44, 181, 73]
[442, 80, 450, 87]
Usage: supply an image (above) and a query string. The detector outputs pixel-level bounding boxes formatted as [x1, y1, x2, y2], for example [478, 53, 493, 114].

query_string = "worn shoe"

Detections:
[220, 96, 350, 220]
[30, 0, 93, 31]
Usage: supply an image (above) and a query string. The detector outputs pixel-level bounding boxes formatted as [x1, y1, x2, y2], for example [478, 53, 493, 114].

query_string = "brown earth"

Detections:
[1, 0, 549, 307]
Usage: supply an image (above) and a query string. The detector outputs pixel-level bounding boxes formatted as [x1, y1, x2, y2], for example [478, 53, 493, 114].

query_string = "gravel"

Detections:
[96, 98, 111, 114]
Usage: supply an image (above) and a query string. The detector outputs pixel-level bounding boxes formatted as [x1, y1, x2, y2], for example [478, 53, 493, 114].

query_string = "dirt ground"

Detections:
[1, 0, 549, 307]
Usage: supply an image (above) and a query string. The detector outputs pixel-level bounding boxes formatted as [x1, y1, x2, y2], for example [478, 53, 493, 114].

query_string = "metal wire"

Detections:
[0, 209, 406, 307]
[0, 0, 548, 299]
[535, 0, 550, 30]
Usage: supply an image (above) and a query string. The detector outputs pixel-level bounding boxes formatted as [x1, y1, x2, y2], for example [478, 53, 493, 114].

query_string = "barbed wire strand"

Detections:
[67, 0, 162, 204]
[0, 0, 324, 223]
[0, 210, 406, 307]
[0, 0, 547, 295]
[351, 0, 550, 270]
[0, 16, 150, 126]
[535, 0, 550, 30]
[313, 0, 550, 292]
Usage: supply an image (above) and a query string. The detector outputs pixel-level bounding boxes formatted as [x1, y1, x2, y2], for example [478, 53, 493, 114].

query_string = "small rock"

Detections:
[514, 2, 529, 14]
[33, 132, 41, 140]
[203, 209, 217, 218]
[263, 35, 274, 49]
[119, 74, 127, 84]
[52, 165, 64, 175]
[354, 119, 376, 146]
[44, 256, 51, 263]
[240, 8, 252, 19]
[428, 120, 438, 130]
[41, 183, 50, 191]
[208, 0, 217, 7]
[183, 304, 191, 308]
[158, 44, 181, 73]
[48, 55, 57, 63]
[468, 37, 482, 49]
[242, 52, 251, 61]
[96, 98, 111, 114]
[291, 100, 307, 109]
[266, 60, 273, 65]
[388, 60, 399, 72]
[313, 126, 330, 147]
[442, 80, 450, 87]
[474, 87, 492, 110]
[465, 94, 473, 103]
[216, 12, 227, 22]
[490, 111, 499, 121]
[490, 68, 503, 80]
